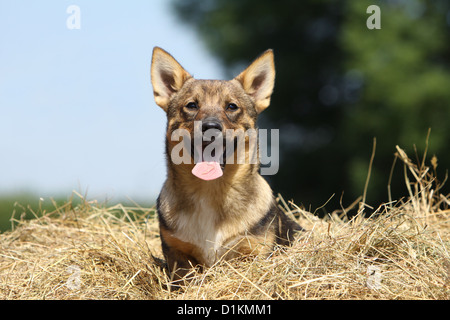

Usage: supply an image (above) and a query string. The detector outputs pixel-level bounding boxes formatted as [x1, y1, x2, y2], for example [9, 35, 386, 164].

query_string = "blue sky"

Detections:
[0, 1, 223, 202]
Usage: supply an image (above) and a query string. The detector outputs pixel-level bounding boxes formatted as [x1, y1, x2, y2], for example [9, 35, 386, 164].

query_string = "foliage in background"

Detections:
[171, 0, 450, 211]
[0, 194, 82, 232]
[0, 193, 153, 232]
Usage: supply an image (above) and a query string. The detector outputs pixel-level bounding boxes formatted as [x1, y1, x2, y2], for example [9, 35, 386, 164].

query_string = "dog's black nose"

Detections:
[202, 120, 223, 132]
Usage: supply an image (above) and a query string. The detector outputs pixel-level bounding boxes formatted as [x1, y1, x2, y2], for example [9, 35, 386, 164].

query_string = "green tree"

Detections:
[340, 0, 450, 204]
[172, 0, 450, 212]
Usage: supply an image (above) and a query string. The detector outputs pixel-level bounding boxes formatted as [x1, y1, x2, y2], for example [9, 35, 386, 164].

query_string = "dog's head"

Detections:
[150, 47, 275, 180]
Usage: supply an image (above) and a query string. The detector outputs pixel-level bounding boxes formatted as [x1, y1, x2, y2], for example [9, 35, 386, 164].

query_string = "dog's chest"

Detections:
[173, 199, 236, 266]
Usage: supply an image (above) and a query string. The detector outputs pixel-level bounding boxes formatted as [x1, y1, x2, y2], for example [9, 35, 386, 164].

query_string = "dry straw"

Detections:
[0, 145, 449, 299]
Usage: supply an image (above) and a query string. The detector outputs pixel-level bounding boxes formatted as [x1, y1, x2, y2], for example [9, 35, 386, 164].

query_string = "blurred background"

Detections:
[1, 0, 449, 231]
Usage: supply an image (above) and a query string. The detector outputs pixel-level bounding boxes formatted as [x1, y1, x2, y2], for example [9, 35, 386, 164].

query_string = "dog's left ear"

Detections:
[235, 49, 275, 114]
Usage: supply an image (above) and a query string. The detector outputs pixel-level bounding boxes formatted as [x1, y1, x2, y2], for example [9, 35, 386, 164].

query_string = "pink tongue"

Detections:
[192, 161, 223, 181]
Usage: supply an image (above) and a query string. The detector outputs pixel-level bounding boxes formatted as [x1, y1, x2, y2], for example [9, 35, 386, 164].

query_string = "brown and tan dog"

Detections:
[150, 47, 301, 282]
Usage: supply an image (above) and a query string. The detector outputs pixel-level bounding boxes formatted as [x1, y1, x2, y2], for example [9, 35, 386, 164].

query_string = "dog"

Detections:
[150, 47, 302, 282]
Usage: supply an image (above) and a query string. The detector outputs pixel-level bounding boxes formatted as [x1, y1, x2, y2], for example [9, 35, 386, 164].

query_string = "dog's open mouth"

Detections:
[191, 136, 229, 181]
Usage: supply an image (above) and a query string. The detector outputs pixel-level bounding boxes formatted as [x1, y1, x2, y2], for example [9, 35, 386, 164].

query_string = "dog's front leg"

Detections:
[160, 228, 203, 288]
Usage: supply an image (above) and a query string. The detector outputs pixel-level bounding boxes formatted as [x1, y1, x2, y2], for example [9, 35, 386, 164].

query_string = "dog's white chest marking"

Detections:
[174, 199, 229, 266]
[170, 178, 274, 266]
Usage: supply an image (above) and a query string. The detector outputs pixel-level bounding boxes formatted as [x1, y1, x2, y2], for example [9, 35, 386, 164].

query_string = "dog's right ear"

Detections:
[151, 47, 192, 111]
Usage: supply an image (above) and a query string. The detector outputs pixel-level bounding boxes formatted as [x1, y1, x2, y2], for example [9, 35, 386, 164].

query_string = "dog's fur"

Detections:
[150, 47, 301, 281]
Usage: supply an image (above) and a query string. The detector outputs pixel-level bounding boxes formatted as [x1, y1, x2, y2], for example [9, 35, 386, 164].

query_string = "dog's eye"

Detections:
[226, 103, 239, 111]
[185, 102, 198, 110]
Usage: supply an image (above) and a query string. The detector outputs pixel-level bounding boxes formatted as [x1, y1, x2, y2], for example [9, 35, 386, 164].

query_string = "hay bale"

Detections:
[0, 202, 168, 299]
[1, 147, 449, 299]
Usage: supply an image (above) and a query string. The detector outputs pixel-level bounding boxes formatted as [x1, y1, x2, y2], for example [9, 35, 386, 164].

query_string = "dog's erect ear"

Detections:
[235, 49, 275, 114]
[151, 47, 192, 111]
